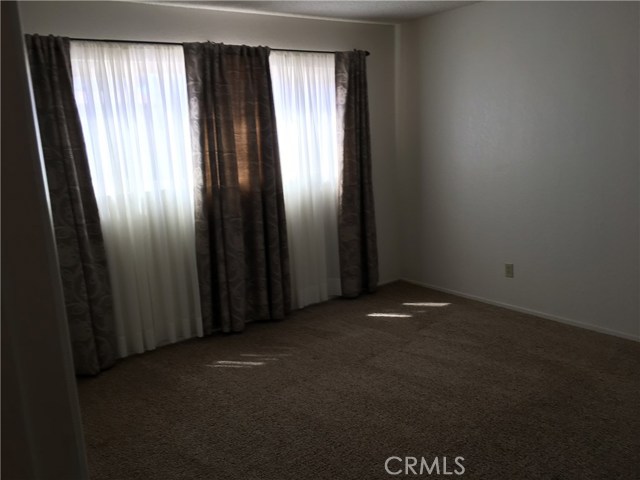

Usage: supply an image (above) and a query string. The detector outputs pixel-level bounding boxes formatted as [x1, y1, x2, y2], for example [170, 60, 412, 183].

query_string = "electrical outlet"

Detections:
[505, 263, 514, 278]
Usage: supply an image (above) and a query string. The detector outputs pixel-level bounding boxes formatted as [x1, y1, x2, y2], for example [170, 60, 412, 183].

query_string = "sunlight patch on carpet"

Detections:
[240, 353, 292, 358]
[206, 351, 295, 370]
[403, 302, 451, 307]
[207, 364, 251, 369]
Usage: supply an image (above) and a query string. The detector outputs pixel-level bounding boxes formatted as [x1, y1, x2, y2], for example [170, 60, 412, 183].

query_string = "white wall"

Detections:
[397, 1, 639, 339]
[19, 0, 401, 284]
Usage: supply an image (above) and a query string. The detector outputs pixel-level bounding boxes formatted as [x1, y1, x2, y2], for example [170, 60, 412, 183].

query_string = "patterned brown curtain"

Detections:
[183, 43, 290, 334]
[335, 51, 379, 297]
[25, 35, 117, 375]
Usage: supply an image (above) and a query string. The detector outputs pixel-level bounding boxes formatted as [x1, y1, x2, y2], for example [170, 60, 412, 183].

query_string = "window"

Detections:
[270, 52, 341, 308]
[71, 41, 202, 356]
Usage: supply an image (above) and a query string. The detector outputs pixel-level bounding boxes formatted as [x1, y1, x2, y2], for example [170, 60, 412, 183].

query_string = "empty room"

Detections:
[2, 1, 639, 479]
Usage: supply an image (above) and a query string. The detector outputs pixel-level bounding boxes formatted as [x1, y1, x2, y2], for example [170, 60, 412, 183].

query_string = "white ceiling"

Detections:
[157, 1, 478, 24]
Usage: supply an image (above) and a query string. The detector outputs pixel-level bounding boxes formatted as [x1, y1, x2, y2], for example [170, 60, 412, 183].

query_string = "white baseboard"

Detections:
[401, 278, 640, 343]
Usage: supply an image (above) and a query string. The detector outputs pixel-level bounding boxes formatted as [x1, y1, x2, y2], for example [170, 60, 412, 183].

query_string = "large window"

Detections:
[71, 41, 202, 356]
[69, 43, 345, 353]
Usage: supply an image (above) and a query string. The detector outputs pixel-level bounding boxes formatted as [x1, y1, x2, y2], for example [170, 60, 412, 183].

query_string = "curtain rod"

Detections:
[66, 37, 370, 56]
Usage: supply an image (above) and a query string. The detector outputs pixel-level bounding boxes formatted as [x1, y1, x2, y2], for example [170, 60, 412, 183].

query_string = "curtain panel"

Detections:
[25, 34, 117, 375]
[70, 41, 203, 357]
[269, 51, 342, 309]
[183, 43, 290, 334]
[335, 51, 379, 297]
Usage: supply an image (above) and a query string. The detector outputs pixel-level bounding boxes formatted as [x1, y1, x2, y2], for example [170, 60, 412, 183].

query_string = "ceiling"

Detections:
[157, 1, 478, 24]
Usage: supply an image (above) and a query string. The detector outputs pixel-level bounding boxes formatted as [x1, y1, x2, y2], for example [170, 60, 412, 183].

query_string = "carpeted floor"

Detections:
[78, 281, 640, 479]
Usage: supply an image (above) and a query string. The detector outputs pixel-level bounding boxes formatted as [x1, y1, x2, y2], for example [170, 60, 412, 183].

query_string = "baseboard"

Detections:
[401, 278, 640, 343]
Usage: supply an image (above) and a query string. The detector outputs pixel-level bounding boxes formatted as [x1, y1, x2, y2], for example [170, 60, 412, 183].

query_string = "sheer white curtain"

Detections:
[70, 41, 202, 357]
[270, 51, 341, 309]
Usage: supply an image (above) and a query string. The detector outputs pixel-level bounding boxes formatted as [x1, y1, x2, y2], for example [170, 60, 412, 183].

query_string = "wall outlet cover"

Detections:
[505, 263, 514, 278]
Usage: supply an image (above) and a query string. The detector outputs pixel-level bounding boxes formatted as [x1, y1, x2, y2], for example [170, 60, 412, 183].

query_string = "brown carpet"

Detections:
[78, 281, 640, 479]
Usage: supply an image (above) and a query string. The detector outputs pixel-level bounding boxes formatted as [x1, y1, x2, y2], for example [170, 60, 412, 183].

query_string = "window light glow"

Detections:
[270, 51, 341, 310]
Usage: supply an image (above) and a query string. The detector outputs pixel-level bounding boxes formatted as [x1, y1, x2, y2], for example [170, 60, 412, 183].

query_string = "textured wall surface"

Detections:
[397, 1, 639, 339]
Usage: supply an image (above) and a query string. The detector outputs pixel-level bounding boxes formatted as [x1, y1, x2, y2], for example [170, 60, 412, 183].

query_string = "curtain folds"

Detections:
[25, 35, 375, 372]
[25, 34, 117, 375]
[335, 51, 379, 297]
[269, 51, 341, 309]
[183, 43, 290, 334]
[70, 41, 203, 357]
